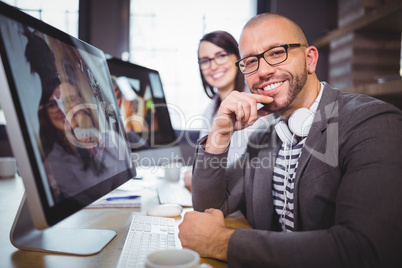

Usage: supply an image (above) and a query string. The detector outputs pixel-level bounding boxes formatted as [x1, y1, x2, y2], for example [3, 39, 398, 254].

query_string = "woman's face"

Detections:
[198, 41, 238, 94]
[46, 82, 98, 144]
[46, 85, 66, 132]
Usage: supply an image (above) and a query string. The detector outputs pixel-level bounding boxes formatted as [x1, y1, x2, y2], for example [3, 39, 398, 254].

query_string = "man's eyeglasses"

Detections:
[198, 52, 230, 70]
[235, 43, 307, 75]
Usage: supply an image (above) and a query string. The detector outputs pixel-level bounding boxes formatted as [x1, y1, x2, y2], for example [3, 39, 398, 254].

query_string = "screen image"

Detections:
[0, 8, 135, 216]
[107, 58, 178, 152]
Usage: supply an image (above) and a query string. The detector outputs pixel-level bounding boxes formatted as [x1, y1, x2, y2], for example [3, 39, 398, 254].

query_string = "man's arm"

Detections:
[190, 91, 272, 213]
[190, 135, 246, 214]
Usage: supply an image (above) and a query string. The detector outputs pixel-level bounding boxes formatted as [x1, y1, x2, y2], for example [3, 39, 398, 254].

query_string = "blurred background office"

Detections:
[1, 0, 401, 135]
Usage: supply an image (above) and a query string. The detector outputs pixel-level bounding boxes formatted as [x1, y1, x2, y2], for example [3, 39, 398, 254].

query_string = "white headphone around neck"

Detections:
[275, 100, 319, 146]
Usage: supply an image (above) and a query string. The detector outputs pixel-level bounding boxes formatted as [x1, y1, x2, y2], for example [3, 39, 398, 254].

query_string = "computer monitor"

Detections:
[106, 58, 183, 166]
[0, 2, 136, 254]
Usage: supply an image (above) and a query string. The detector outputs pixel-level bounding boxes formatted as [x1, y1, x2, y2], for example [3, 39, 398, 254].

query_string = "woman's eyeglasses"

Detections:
[198, 52, 230, 70]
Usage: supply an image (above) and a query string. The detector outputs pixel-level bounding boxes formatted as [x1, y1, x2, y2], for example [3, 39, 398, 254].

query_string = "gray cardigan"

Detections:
[191, 83, 402, 268]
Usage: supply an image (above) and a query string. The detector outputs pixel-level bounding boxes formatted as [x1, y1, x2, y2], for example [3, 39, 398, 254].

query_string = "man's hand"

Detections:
[206, 91, 273, 154]
[178, 209, 235, 261]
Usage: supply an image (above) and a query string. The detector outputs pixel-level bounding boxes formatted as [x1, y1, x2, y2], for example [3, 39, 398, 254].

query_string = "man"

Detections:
[178, 13, 402, 268]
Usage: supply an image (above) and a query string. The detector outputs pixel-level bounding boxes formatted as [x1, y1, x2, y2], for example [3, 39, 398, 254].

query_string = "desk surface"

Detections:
[0, 167, 249, 268]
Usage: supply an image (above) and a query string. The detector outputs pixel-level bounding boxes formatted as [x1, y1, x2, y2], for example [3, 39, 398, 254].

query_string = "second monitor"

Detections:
[107, 58, 183, 166]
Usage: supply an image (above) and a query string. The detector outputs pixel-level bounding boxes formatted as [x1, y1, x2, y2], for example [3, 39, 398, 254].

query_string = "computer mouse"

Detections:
[147, 204, 183, 217]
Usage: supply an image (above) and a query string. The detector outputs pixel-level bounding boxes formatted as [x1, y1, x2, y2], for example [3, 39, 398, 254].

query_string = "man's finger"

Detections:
[205, 208, 224, 217]
[251, 94, 274, 104]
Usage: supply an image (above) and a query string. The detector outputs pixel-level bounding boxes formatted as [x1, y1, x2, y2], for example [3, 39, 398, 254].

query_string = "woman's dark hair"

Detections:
[198, 30, 245, 99]
[24, 29, 105, 175]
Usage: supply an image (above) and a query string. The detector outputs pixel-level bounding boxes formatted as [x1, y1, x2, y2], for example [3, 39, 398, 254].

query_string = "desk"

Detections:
[0, 167, 250, 268]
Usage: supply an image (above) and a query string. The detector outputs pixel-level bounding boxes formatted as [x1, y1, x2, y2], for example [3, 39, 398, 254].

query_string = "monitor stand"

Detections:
[10, 193, 117, 255]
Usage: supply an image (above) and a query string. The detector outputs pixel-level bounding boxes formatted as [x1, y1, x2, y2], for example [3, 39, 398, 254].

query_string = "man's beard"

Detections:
[265, 67, 308, 113]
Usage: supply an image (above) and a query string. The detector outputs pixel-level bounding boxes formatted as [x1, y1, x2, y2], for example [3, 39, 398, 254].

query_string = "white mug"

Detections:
[146, 249, 210, 268]
[164, 162, 182, 182]
[0, 157, 17, 178]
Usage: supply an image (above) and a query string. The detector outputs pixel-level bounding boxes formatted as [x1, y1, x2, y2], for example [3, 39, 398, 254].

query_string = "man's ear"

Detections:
[306, 46, 319, 74]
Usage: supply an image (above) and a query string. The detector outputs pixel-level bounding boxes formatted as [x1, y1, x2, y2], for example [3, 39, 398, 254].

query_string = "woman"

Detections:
[184, 31, 251, 187]
[197, 30, 245, 136]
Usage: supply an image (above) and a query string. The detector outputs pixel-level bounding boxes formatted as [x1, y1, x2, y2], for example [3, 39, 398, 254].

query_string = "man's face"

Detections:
[239, 18, 308, 115]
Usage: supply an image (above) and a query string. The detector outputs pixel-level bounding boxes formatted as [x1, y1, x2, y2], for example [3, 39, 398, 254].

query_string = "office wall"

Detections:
[79, 0, 336, 80]
[0, 125, 13, 157]
[259, 0, 338, 81]
[79, 0, 130, 58]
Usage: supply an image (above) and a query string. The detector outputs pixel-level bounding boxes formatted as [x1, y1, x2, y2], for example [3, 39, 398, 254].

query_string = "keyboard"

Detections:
[117, 214, 180, 268]
[156, 181, 193, 207]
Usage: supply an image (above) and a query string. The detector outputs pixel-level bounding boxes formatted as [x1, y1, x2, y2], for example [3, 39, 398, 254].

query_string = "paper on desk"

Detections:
[87, 194, 141, 208]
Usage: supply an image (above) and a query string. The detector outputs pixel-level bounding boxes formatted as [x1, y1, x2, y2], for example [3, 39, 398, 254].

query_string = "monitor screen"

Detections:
[107, 58, 182, 166]
[0, 1, 135, 234]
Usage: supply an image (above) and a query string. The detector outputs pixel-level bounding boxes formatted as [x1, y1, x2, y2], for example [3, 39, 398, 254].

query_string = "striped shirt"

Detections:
[272, 138, 305, 232]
